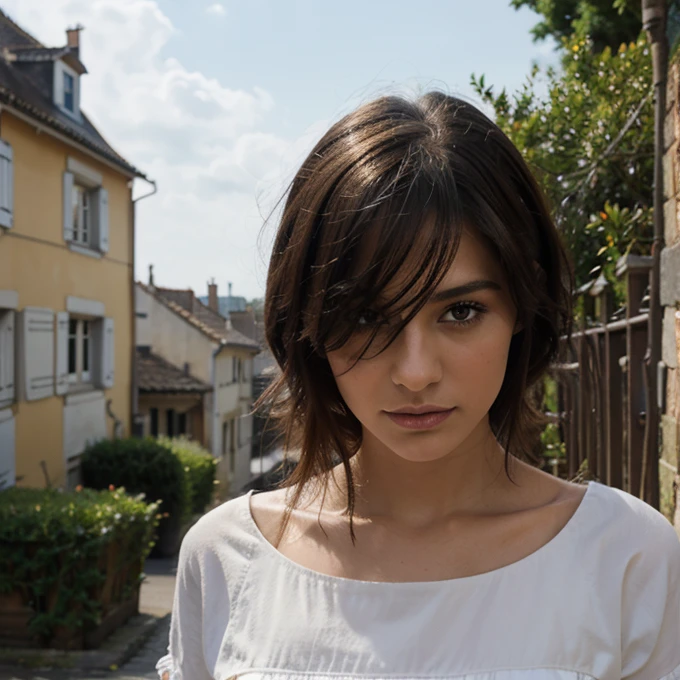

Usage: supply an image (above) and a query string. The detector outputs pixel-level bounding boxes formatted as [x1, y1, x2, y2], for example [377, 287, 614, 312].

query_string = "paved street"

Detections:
[0, 558, 177, 680]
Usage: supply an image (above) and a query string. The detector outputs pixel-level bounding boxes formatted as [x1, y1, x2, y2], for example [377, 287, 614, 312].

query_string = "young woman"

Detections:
[157, 92, 680, 680]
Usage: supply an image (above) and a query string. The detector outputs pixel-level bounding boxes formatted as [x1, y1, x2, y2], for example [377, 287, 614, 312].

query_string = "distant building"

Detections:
[197, 292, 248, 318]
[0, 12, 150, 489]
[199, 283, 281, 483]
[136, 275, 260, 498]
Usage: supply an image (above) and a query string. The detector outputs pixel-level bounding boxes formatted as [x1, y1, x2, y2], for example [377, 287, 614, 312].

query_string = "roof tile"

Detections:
[136, 347, 211, 393]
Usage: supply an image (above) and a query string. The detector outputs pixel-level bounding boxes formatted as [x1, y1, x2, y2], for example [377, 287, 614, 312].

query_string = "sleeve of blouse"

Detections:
[621, 508, 680, 680]
[156, 525, 214, 680]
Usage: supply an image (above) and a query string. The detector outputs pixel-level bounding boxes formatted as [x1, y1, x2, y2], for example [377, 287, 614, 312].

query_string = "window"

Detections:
[150, 408, 159, 437]
[166, 409, 175, 437]
[56, 304, 114, 395]
[63, 166, 109, 254]
[229, 418, 236, 473]
[63, 72, 75, 112]
[232, 356, 237, 383]
[67, 318, 93, 387]
[222, 421, 229, 457]
[54, 60, 80, 120]
[72, 185, 91, 245]
[178, 412, 187, 436]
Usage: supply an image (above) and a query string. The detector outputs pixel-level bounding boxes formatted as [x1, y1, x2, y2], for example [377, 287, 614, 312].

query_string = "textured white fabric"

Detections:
[156, 481, 680, 680]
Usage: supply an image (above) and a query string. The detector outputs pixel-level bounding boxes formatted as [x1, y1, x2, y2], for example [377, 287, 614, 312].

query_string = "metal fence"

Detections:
[550, 254, 659, 508]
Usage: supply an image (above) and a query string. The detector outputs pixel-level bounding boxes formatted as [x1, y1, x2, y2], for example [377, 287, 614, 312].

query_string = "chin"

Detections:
[379, 432, 465, 464]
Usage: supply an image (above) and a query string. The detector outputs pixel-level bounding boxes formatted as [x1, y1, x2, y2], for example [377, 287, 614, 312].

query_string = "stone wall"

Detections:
[661, 56, 680, 531]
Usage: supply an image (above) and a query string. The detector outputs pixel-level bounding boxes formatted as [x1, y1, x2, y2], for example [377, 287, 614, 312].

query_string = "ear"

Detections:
[513, 317, 524, 335]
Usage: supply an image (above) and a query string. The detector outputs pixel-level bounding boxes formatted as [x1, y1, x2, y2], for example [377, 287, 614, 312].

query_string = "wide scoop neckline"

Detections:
[243, 480, 595, 588]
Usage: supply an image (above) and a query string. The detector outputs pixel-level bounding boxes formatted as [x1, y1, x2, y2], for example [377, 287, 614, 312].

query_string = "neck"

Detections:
[331, 418, 515, 527]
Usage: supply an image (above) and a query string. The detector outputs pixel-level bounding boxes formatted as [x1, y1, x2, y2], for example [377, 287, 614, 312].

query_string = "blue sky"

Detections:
[162, 0, 557, 140]
[4, 0, 558, 299]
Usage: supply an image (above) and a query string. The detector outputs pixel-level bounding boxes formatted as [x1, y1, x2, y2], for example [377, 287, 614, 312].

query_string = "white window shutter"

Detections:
[54, 63, 64, 108]
[95, 187, 109, 253]
[0, 141, 14, 229]
[22, 308, 55, 401]
[63, 171, 74, 242]
[102, 317, 114, 388]
[0, 413, 15, 488]
[0, 310, 15, 403]
[55, 312, 69, 396]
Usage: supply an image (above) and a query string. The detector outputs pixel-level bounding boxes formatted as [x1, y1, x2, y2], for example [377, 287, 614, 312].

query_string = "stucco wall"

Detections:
[0, 112, 133, 488]
[136, 285, 214, 383]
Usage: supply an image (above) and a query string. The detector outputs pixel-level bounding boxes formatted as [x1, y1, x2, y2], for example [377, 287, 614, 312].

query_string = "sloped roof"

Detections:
[0, 10, 144, 177]
[138, 281, 260, 351]
[136, 347, 211, 394]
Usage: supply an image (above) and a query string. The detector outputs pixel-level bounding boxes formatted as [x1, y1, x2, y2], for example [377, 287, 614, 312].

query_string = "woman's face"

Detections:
[326, 227, 520, 464]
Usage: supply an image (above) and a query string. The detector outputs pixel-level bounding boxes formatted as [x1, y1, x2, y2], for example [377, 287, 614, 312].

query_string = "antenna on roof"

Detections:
[225, 282, 233, 330]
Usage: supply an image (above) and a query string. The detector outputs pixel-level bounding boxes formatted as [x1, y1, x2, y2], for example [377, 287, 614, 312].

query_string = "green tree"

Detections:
[472, 33, 654, 299]
[512, 0, 642, 51]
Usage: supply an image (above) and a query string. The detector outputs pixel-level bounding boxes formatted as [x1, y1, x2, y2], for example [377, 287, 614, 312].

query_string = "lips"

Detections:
[388, 404, 453, 415]
[384, 406, 456, 430]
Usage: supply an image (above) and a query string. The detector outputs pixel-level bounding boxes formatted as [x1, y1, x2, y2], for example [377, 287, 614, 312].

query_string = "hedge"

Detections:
[0, 486, 159, 644]
[81, 437, 191, 525]
[157, 436, 217, 515]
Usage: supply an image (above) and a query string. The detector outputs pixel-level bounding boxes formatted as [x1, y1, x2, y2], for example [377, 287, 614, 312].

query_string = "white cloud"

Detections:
[205, 3, 226, 16]
[0, 0, 302, 299]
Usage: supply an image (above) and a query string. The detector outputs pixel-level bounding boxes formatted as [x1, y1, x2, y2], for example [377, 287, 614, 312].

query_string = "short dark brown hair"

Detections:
[260, 91, 573, 532]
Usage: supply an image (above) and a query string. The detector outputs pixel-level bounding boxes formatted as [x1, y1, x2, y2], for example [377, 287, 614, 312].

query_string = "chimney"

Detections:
[66, 24, 83, 59]
[66, 24, 83, 50]
[183, 362, 190, 375]
[148, 264, 155, 288]
[207, 278, 219, 313]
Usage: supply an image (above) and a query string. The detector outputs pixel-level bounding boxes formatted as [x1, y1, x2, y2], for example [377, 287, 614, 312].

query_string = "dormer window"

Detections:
[63, 72, 75, 112]
[54, 60, 80, 121]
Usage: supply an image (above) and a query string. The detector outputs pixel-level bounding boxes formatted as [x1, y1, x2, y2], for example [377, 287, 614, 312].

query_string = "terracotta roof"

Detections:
[138, 281, 260, 351]
[136, 347, 211, 394]
[0, 10, 144, 177]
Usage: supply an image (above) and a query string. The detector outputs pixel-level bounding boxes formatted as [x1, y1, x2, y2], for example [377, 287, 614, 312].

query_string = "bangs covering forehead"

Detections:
[298, 138, 465, 355]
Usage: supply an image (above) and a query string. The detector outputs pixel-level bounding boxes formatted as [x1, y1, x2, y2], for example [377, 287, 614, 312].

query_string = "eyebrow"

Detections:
[429, 279, 502, 303]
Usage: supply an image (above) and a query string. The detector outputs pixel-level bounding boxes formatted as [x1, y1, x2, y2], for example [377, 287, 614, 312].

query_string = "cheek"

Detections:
[448, 330, 513, 395]
[327, 353, 382, 414]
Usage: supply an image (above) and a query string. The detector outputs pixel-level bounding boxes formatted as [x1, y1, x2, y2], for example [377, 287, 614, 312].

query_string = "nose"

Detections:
[389, 322, 443, 392]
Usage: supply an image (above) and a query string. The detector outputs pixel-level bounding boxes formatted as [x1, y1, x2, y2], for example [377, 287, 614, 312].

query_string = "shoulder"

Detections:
[581, 482, 680, 609]
[178, 492, 256, 574]
[585, 481, 680, 558]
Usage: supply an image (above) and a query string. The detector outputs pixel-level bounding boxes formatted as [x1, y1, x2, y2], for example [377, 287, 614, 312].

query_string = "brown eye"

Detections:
[441, 301, 487, 326]
[451, 306, 473, 321]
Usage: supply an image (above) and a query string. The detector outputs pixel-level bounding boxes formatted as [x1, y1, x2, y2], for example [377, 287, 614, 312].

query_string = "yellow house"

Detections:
[0, 13, 150, 489]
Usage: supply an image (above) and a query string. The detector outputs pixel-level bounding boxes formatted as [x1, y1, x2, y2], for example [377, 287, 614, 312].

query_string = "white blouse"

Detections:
[156, 481, 680, 680]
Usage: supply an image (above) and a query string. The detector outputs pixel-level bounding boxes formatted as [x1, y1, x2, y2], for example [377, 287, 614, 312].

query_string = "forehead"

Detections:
[437, 228, 505, 287]
[375, 226, 505, 304]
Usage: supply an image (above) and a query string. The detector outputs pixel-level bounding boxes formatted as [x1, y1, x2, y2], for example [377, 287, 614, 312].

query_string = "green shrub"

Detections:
[81, 437, 191, 525]
[157, 436, 217, 515]
[0, 486, 159, 644]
